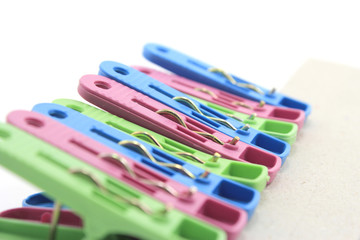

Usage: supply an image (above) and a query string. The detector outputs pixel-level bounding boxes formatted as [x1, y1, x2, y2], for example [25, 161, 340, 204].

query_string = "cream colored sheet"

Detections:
[241, 59, 360, 240]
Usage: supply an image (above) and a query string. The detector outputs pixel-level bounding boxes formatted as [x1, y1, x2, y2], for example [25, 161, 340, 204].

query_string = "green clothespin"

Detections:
[191, 96, 298, 145]
[53, 99, 269, 191]
[0, 123, 226, 240]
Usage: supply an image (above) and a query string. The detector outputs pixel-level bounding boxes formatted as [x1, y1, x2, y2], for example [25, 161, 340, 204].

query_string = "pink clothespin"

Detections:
[78, 74, 281, 183]
[0, 207, 83, 227]
[133, 66, 305, 130]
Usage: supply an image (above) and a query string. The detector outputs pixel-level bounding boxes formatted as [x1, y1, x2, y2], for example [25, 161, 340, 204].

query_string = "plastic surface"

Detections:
[193, 97, 298, 145]
[0, 208, 135, 240]
[0, 207, 82, 227]
[142, 43, 311, 117]
[53, 98, 268, 191]
[8, 110, 247, 240]
[0, 123, 226, 240]
[98, 61, 290, 162]
[0, 217, 84, 240]
[78, 74, 280, 182]
[32, 103, 260, 217]
[23, 192, 67, 208]
[132, 66, 305, 130]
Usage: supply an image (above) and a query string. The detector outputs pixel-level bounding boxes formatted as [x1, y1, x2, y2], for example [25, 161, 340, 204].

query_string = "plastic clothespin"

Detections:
[132, 66, 305, 131]
[8, 110, 247, 240]
[53, 98, 269, 191]
[192, 96, 297, 145]
[132, 66, 298, 145]
[78, 74, 281, 182]
[142, 43, 311, 117]
[0, 213, 84, 240]
[23, 193, 67, 208]
[0, 123, 226, 240]
[0, 207, 82, 227]
[98, 61, 290, 164]
[32, 103, 260, 217]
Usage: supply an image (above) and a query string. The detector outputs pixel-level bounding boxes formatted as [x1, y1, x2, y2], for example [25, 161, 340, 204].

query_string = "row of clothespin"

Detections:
[0, 43, 311, 240]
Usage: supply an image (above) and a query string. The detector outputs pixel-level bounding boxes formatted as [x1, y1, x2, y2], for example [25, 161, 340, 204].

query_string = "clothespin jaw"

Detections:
[142, 43, 311, 117]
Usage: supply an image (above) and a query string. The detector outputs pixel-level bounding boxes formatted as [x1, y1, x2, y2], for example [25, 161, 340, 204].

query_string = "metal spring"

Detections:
[156, 109, 225, 145]
[194, 87, 218, 99]
[208, 67, 265, 94]
[173, 96, 236, 130]
[118, 140, 196, 179]
[98, 153, 196, 198]
[69, 168, 168, 215]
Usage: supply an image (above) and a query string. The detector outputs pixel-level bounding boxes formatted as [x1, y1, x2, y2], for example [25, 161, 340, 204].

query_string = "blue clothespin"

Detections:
[23, 192, 68, 209]
[99, 61, 290, 163]
[32, 103, 260, 217]
[142, 43, 311, 117]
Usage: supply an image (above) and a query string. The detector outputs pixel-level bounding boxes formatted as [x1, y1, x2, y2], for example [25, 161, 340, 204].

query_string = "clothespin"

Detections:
[8, 110, 248, 240]
[52, 98, 269, 191]
[0, 207, 83, 227]
[142, 43, 311, 117]
[0, 123, 227, 240]
[23, 192, 59, 208]
[0, 209, 84, 240]
[31, 103, 260, 217]
[132, 66, 305, 131]
[98, 61, 290, 163]
[77, 74, 281, 182]
[193, 97, 298, 145]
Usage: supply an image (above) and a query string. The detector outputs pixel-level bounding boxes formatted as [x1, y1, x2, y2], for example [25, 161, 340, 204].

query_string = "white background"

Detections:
[0, 0, 359, 238]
